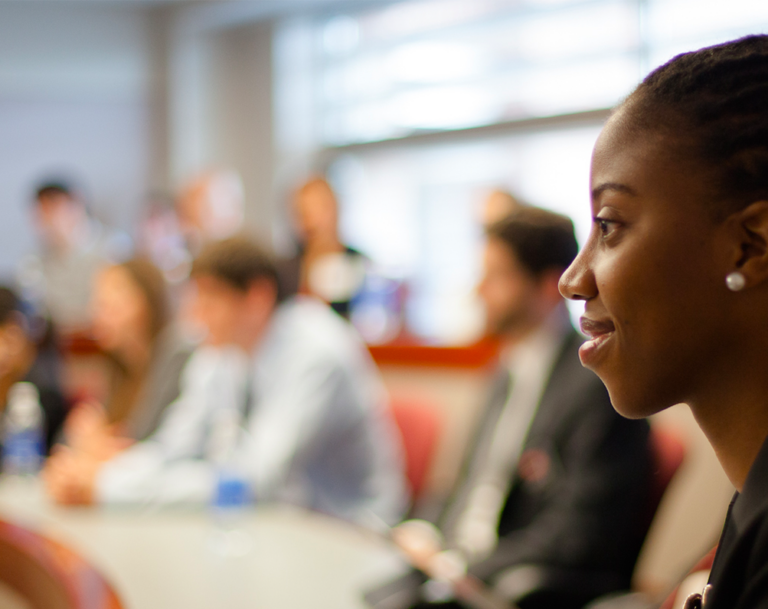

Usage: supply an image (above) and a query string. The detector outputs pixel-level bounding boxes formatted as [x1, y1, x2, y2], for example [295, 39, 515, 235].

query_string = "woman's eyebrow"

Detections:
[592, 182, 637, 200]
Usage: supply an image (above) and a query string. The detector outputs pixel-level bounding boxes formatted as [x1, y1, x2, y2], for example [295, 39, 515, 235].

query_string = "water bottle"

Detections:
[2, 382, 44, 476]
[208, 409, 252, 557]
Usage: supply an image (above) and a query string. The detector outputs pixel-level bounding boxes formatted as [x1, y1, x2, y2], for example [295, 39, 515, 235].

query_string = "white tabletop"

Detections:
[0, 477, 408, 609]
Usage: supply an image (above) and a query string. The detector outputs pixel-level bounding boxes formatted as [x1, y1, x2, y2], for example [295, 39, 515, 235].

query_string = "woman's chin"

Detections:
[606, 387, 668, 420]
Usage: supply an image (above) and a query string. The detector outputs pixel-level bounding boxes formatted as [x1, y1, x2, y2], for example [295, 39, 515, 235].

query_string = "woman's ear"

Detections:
[733, 201, 768, 287]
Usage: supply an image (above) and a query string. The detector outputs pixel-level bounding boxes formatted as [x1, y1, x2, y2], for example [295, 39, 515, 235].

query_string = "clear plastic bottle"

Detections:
[208, 409, 252, 557]
[2, 382, 44, 476]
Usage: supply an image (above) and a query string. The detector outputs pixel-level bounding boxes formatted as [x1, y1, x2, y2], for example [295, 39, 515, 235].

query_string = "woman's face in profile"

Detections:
[91, 266, 152, 354]
[559, 110, 736, 419]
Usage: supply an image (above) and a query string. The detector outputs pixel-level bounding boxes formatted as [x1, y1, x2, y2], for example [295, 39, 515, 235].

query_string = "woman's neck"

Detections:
[303, 235, 344, 258]
[689, 359, 768, 491]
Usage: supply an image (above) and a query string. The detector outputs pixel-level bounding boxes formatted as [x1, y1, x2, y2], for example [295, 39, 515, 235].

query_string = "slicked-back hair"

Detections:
[622, 35, 768, 218]
[486, 206, 578, 279]
[191, 236, 285, 301]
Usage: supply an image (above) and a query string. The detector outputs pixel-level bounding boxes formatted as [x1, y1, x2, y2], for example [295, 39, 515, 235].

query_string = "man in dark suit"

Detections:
[367, 207, 653, 609]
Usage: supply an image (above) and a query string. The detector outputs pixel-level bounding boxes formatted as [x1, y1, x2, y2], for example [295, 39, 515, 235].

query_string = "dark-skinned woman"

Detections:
[560, 35, 768, 609]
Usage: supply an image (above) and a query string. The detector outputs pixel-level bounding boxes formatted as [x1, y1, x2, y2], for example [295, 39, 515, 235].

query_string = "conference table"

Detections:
[0, 477, 408, 609]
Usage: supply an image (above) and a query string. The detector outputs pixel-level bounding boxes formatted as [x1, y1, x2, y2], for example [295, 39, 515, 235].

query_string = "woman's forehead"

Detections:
[590, 123, 716, 221]
[592, 114, 690, 180]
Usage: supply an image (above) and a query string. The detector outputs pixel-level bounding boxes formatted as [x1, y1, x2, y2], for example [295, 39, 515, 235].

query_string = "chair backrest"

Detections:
[633, 423, 688, 563]
[659, 546, 717, 609]
[0, 519, 124, 609]
[390, 398, 443, 500]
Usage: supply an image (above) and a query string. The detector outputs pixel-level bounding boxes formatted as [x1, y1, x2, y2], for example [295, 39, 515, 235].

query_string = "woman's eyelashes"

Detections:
[594, 215, 621, 240]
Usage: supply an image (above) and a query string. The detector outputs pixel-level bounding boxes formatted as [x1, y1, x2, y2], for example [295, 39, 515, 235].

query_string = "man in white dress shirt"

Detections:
[44, 237, 408, 525]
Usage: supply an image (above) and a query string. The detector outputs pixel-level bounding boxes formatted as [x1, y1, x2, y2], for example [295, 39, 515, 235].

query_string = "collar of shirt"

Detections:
[502, 304, 571, 382]
[250, 295, 318, 363]
[731, 433, 768, 533]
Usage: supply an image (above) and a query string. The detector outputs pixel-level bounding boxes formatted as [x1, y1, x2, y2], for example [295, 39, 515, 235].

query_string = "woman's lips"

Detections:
[578, 317, 616, 366]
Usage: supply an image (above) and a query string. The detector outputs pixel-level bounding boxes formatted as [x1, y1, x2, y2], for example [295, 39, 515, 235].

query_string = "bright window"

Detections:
[275, 0, 768, 343]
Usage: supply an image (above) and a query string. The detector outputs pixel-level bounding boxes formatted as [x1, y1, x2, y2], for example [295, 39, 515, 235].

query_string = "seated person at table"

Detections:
[278, 177, 367, 318]
[44, 237, 408, 525]
[24, 180, 121, 331]
[64, 259, 195, 459]
[0, 287, 68, 453]
[367, 208, 653, 609]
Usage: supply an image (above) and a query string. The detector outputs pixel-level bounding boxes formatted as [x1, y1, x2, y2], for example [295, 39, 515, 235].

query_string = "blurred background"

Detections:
[2, 0, 768, 346]
[2, 0, 768, 597]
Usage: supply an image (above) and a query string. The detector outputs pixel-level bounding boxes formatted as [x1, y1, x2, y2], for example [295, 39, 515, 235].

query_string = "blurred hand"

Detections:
[42, 446, 99, 506]
[391, 519, 445, 572]
[65, 402, 134, 460]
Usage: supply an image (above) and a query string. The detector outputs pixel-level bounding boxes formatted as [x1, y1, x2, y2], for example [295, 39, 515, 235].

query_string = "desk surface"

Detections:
[0, 478, 407, 609]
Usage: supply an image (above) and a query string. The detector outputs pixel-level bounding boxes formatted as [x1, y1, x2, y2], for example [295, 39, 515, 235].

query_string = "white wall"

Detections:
[0, 1, 306, 282]
[0, 3, 161, 277]
[206, 21, 275, 243]
[168, 14, 275, 244]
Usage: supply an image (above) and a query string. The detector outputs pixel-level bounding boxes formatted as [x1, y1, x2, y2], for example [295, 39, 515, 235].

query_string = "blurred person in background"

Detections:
[281, 176, 367, 318]
[136, 193, 192, 287]
[20, 180, 128, 331]
[44, 236, 408, 525]
[61, 259, 195, 462]
[175, 169, 245, 256]
[479, 189, 525, 228]
[0, 287, 67, 453]
[367, 207, 653, 609]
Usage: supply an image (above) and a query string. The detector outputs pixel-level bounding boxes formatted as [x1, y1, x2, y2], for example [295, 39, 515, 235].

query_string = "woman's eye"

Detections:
[595, 217, 618, 238]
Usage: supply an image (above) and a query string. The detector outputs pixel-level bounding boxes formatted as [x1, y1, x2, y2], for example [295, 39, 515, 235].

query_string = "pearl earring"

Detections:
[726, 271, 746, 292]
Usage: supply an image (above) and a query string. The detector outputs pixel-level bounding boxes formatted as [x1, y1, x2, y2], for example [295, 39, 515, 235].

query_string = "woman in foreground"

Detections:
[559, 35, 768, 608]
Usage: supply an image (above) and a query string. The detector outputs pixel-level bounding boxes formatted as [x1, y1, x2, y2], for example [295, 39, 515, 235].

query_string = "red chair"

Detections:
[0, 519, 124, 609]
[390, 398, 443, 500]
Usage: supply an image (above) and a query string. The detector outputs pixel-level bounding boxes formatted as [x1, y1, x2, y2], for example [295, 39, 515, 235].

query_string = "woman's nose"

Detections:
[559, 250, 596, 302]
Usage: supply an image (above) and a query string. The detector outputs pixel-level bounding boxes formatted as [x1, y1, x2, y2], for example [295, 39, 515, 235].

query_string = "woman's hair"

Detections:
[622, 35, 768, 218]
[118, 258, 170, 339]
[105, 259, 169, 427]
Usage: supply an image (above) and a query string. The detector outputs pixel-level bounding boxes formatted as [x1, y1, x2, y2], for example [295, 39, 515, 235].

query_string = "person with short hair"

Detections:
[558, 35, 768, 609]
[25, 180, 124, 330]
[44, 236, 408, 526]
[480, 189, 525, 228]
[175, 169, 245, 255]
[284, 176, 367, 318]
[367, 207, 652, 609]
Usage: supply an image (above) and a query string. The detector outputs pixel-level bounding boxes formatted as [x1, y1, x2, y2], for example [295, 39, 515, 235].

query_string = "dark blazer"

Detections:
[454, 331, 652, 600]
[366, 330, 653, 609]
[706, 435, 768, 609]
